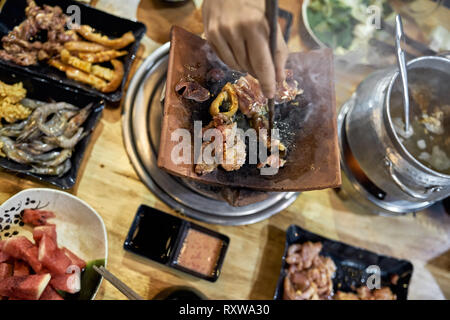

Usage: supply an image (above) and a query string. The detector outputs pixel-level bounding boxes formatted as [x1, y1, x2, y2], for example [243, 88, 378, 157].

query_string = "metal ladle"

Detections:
[395, 14, 410, 133]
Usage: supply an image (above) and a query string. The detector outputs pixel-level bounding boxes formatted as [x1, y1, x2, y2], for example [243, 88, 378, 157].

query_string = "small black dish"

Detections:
[153, 286, 207, 300]
[124, 205, 230, 282]
[0, 0, 147, 102]
[0, 66, 104, 189]
[274, 225, 413, 300]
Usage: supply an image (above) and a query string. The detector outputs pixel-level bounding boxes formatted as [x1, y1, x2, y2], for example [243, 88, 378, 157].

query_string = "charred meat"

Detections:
[334, 286, 396, 300]
[176, 79, 211, 103]
[0, 0, 75, 66]
[185, 68, 302, 175]
[195, 122, 246, 175]
[283, 242, 336, 300]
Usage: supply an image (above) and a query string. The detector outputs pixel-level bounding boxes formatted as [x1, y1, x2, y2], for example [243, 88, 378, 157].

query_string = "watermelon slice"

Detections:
[0, 240, 11, 263]
[22, 209, 55, 226]
[39, 285, 64, 300]
[36, 267, 50, 275]
[13, 260, 30, 277]
[38, 234, 57, 259]
[0, 263, 12, 280]
[2, 236, 42, 273]
[38, 234, 71, 275]
[0, 274, 51, 300]
[50, 272, 81, 294]
[33, 225, 57, 244]
[0, 250, 10, 263]
[62, 247, 86, 270]
[0, 260, 12, 300]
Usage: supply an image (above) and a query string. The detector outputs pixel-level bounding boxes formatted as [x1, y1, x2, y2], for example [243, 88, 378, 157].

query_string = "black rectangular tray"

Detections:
[274, 225, 413, 300]
[0, 65, 104, 189]
[0, 0, 147, 102]
[124, 205, 230, 282]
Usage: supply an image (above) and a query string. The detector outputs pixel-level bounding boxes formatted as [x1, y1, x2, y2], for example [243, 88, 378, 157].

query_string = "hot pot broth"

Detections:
[390, 67, 450, 175]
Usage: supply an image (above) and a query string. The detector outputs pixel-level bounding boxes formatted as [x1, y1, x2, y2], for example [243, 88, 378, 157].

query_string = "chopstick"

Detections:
[265, 0, 278, 131]
[93, 265, 144, 300]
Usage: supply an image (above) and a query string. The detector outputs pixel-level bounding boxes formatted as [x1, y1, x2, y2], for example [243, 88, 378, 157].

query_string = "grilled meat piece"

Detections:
[334, 286, 396, 300]
[176, 79, 211, 102]
[283, 242, 336, 300]
[195, 123, 246, 175]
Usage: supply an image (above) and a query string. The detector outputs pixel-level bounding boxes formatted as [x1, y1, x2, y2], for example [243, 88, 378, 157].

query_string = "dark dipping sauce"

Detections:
[176, 229, 223, 276]
[125, 210, 181, 263]
[124, 205, 230, 282]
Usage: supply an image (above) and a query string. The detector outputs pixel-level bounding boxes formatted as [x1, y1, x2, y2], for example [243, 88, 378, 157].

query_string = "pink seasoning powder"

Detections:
[176, 229, 223, 276]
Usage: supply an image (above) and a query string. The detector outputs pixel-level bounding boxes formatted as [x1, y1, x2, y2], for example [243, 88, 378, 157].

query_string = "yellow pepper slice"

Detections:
[209, 83, 238, 118]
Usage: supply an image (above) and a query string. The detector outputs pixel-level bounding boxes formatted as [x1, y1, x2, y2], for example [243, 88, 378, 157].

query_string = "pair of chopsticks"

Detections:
[265, 0, 278, 131]
[93, 265, 144, 300]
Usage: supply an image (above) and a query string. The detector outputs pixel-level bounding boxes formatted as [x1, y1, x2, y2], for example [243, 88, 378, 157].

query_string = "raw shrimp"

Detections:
[0, 136, 35, 164]
[20, 98, 46, 110]
[0, 119, 29, 137]
[32, 150, 61, 162]
[30, 159, 72, 176]
[35, 149, 72, 167]
[38, 109, 77, 137]
[18, 102, 78, 141]
[64, 103, 93, 137]
[44, 127, 86, 149]
[16, 140, 58, 155]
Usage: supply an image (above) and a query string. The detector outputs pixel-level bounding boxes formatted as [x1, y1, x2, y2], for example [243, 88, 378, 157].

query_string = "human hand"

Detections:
[202, 0, 288, 99]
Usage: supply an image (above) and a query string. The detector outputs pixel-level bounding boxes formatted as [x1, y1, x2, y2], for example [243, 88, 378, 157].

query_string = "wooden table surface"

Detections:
[0, 0, 449, 300]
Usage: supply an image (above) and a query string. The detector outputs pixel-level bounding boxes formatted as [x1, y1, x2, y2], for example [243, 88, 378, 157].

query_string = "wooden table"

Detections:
[0, 0, 449, 300]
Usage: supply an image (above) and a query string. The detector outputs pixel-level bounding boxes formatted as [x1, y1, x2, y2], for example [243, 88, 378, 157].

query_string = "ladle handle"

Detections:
[395, 15, 410, 133]
[383, 157, 442, 200]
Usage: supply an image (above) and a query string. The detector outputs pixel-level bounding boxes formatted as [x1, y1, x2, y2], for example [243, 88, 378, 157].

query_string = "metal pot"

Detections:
[345, 56, 450, 205]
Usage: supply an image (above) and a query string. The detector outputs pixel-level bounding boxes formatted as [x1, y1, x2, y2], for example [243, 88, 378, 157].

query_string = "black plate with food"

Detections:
[274, 225, 413, 300]
[0, 65, 103, 189]
[0, 0, 146, 102]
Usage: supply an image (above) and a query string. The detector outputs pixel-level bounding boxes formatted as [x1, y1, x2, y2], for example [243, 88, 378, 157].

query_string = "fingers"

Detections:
[275, 24, 288, 82]
[245, 26, 276, 98]
[206, 23, 241, 71]
[221, 25, 251, 74]
[202, 0, 288, 99]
